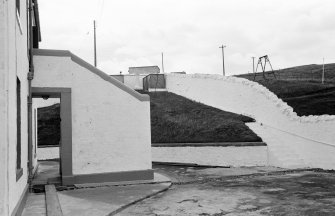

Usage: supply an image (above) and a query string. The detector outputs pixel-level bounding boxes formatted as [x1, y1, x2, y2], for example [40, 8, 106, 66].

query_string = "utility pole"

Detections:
[322, 57, 325, 84]
[219, 45, 226, 76]
[94, 20, 97, 67]
[252, 57, 255, 73]
[161, 52, 165, 73]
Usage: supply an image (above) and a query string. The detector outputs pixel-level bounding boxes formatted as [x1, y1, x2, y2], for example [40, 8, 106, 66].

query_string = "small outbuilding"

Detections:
[128, 66, 160, 75]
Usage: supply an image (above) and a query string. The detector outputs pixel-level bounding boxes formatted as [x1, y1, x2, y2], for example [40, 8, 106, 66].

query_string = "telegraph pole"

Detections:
[94, 20, 97, 67]
[161, 52, 165, 73]
[219, 45, 226, 76]
[252, 57, 255, 73]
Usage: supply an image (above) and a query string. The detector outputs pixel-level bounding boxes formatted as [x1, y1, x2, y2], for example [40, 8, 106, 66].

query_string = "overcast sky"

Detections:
[39, 0, 335, 75]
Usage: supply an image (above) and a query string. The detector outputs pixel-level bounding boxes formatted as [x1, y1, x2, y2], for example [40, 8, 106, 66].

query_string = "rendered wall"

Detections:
[166, 74, 335, 169]
[152, 146, 268, 167]
[0, 0, 30, 215]
[123, 75, 146, 90]
[32, 52, 152, 175]
[0, 1, 9, 214]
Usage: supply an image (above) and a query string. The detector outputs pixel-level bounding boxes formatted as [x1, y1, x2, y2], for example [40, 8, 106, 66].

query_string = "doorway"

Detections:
[32, 87, 72, 187]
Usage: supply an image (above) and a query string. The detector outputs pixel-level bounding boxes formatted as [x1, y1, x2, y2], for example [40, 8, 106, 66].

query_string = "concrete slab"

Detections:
[21, 193, 46, 216]
[57, 182, 171, 216]
[74, 172, 170, 189]
[119, 170, 335, 215]
[153, 164, 288, 183]
[32, 160, 60, 185]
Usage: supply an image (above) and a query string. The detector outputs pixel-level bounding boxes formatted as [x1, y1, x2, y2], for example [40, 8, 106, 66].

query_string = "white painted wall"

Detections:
[37, 147, 59, 160]
[166, 74, 335, 169]
[0, 0, 30, 215]
[123, 75, 146, 90]
[32, 53, 152, 175]
[0, 1, 9, 214]
[152, 146, 268, 167]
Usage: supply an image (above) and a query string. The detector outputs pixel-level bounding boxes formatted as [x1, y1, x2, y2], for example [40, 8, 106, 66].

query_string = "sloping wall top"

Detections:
[32, 49, 149, 101]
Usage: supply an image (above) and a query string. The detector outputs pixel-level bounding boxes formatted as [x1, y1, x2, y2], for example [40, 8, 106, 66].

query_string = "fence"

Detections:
[143, 74, 166, 91]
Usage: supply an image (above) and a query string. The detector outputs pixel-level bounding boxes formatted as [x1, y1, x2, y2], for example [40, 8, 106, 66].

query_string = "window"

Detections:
[16, 0, 20, 15]
[16, 77, 22, 181]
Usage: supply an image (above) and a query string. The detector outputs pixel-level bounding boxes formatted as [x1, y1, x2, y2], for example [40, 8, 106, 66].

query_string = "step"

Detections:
[45, 185, 63, 216]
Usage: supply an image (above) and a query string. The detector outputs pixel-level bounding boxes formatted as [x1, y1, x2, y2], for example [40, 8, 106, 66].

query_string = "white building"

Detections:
[128, 66, 160, 75]
[0, 1, 152, 215]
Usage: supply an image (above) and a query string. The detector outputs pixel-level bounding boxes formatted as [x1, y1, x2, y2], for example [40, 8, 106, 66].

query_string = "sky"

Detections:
[38, 0, 335, 75]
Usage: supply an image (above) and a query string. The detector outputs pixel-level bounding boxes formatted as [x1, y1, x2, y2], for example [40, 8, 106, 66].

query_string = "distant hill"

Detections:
[237, 63, 335, 83]
[235, 63, 335, 116]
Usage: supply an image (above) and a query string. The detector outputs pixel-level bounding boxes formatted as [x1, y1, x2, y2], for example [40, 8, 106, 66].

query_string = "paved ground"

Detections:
[117, 165, 335, 216]
[23, 163, 335, 216]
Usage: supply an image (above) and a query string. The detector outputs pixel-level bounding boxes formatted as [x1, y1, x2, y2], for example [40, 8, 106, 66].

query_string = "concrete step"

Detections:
[45, 185, 63, 216]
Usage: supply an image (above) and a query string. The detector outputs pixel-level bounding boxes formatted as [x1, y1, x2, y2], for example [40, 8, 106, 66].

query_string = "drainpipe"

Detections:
[27, 0, 34, 191]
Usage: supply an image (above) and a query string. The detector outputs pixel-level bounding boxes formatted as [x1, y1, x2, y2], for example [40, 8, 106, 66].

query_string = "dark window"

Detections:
[16, 78, 22, 180]
[16, 0, 20, 15]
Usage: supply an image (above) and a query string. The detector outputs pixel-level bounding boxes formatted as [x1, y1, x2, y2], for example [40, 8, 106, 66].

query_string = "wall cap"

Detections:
[33, 49, 150, 102]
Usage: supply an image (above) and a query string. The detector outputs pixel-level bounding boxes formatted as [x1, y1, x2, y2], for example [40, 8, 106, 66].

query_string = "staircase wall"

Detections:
[32, 49, 152, 175]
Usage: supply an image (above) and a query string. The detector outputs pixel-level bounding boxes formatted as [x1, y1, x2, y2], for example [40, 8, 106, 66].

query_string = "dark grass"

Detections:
[38, 103, 60, 146]
[37, 92, 262, 145]
[236, 63, 335, 116]
[146, 91, 262, 143]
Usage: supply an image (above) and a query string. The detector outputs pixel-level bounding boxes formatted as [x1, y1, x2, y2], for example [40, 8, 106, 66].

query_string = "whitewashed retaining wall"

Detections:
[32, 51, 152, 175]
[166, 74, 335, 169]
[152, 146, 268, 167]
[37, 147, 59, 161]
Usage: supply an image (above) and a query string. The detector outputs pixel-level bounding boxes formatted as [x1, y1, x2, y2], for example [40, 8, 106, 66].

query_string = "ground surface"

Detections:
[237, 63, 335, 116]
[146, 92, 261, 143]
[118, 164, 335, 216]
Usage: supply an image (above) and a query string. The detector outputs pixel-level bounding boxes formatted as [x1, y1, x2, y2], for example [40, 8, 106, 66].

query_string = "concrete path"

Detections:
[118, 165, 335, 215]
[58, 182, 171, 216]
[22, 172, 171, 216]
[22, 193, 46, 216]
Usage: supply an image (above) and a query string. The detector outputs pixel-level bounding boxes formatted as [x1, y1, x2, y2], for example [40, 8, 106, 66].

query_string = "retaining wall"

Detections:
[165, 74, 335, 169]
[152, 145, 268, 167]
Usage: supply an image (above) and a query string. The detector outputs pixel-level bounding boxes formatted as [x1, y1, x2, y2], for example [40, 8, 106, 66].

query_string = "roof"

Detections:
[33, 0, 42, 42]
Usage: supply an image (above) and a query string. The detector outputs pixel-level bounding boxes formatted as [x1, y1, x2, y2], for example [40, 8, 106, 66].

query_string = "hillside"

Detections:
[38, 103, 60, 146]
[37, 92, 261, 145]
[146, 92, 261, 143]
[236, 63, 335, 116]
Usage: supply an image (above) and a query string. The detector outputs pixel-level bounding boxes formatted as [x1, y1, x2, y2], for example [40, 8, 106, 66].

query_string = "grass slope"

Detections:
[37, 93, 262, 145]
[148, 92, 261, 143]
[237, 63, 335, 116]
[38, 104, 60, 146]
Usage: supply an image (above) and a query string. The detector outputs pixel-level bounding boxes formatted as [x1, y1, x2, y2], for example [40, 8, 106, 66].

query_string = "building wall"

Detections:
[0, 0, 30, 215]
[0, 1, 9, 214]
[166, 74, 335, 169]
[128, 66, 160, 75]
[123, 75, 146, 90]
[32, 52, 152, 175]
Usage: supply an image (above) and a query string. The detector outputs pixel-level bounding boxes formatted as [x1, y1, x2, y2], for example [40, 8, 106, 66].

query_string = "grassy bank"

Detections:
[147, 92, 261, 143]
[37, 92, 262, 145]
[38, 103, 60, 146]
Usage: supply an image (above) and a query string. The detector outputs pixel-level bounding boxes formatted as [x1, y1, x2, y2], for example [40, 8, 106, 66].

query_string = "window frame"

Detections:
[16, 77, 23, 181]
